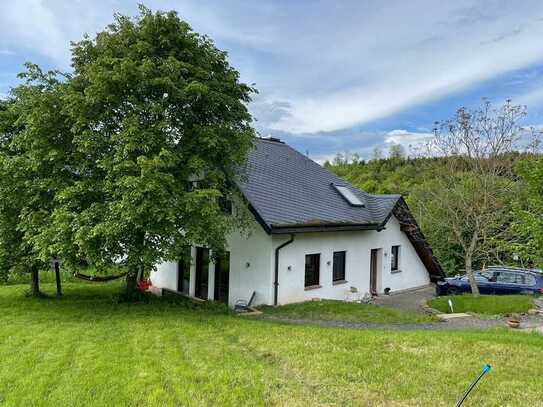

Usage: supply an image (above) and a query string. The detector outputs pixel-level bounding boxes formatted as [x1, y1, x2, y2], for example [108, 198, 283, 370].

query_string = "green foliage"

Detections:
[325, 153, 433, 196]
[410, 170, 518, 273]
[508, 157, 543, 267]
[327, 153, 540, 275]
[0, 7, 256, 286]
[0, 67, 71, 287]
[429, 295, 534, 315]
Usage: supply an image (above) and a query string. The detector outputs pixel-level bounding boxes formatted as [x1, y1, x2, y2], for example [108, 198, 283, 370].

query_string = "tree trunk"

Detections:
[465, 254, 480, 296]
[124, 232, 145, 301]
[124, 265, 139, 300]
[30, 266, 41, 297]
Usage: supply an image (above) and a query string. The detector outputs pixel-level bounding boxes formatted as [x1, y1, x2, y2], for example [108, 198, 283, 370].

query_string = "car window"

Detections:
[496, 272, 517, 284]
[461, 273, 491, 282]
[479, 272, 492, 281]
[521, 274, 537, 286]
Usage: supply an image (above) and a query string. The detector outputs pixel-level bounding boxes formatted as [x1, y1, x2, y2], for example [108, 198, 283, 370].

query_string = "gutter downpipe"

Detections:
[274, 234, 295, 306]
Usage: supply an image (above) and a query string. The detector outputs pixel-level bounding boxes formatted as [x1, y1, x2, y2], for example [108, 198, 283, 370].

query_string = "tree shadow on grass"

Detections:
[1, 282, 233, 324]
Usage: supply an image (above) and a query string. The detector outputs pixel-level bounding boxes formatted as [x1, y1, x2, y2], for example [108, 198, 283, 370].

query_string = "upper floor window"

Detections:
[333, 251, 346, 282]
[218, 195, 233, 215]
[391, 245, 400, 272]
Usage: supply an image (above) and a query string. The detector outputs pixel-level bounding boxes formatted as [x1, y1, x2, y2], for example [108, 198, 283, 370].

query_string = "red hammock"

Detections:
[73, 272, 128, 282]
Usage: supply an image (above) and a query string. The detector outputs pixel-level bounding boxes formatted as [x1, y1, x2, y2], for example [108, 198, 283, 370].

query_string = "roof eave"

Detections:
[269, 223, 382, 234]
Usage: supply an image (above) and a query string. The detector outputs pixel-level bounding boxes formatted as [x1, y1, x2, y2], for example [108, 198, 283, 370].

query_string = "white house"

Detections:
[150, 137, 444, 307]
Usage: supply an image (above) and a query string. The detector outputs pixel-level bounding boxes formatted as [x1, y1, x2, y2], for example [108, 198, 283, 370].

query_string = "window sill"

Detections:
[304, 285, 322, 291]
[391, 269, 402, 274]
[333, 279, 348, 285]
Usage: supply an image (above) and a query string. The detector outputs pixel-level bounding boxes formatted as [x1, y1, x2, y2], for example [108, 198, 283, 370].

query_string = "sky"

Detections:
[1, 1, 543, 162]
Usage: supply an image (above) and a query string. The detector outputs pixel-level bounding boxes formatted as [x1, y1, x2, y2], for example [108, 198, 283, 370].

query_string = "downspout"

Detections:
[274, 234, 295, 306]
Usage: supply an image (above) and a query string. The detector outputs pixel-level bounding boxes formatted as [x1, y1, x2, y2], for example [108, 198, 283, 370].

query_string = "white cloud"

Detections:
[263, 2, 543, 133]
[384, 129, 433, 146]
[2, 1, 543, 136]
[517, 86, 543, 107]
[0, 0, 119, 67]
[383, 129, 433, 156]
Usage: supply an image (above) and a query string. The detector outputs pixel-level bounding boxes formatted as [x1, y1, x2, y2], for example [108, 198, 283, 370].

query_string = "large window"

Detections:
[305, 254, 320, 287]
[391, 245, 400, 272]
[333, 251, 346, 282]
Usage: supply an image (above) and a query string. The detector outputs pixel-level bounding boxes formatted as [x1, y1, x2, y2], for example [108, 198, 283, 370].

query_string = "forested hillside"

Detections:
[325, 151, 543, 275]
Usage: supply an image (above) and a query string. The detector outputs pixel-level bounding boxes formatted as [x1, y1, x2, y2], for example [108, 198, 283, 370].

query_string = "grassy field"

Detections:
[1, 282, 543, 406]
[258, 299, 436, 323]
[429, 295, 535, 315]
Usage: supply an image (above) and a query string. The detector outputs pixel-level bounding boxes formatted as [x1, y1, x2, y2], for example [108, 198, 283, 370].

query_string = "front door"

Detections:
[370, 249, 379, 296]
[195, 247, 209, 300]
[214, 251, 230, 304]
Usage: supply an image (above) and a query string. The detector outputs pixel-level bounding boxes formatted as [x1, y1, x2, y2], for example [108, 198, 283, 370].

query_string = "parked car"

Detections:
[436, 267, 543, 296]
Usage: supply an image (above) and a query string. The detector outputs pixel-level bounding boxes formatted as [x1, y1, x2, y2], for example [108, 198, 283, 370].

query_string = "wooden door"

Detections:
[370, 249, 379, 296]
[214, 252, 230, 304]
[195, 247, 209, 300]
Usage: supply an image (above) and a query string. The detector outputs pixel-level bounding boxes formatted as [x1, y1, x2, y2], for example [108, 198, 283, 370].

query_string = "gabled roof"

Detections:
[237, 138, 400, 233]
[236, 137, 445, 281]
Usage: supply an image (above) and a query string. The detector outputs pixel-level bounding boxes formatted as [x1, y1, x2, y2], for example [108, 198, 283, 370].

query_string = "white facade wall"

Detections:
[149, 247, 198, 295]
[149, 218, 274, 308]
[274, 216, 430, 304]
[150, 215, 430, 307]
[226, 221, 274, 307]
[150, 261, 178, 291]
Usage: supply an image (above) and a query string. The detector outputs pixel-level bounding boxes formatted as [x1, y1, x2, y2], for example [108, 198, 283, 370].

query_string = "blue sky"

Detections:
[2, 1, 543, 161]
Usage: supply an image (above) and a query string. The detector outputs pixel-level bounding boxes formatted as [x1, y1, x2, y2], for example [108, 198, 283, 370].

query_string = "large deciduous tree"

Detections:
[0, 67, 74, 295]
[411, 100, 535, 295]
[50, 7, 255, 296]
[1, 7, 256, 297]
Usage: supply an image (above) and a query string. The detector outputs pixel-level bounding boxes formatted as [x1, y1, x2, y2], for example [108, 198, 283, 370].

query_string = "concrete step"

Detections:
[436, 313, 472, 321]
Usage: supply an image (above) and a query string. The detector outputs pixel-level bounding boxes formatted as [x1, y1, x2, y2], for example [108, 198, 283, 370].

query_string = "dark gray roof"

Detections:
[237, 138, 401, 233]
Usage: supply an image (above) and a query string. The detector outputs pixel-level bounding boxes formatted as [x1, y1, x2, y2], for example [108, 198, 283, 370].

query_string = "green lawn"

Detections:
[258, 299, 436, 323]
[429, 295, 535, 315]
[1, 283, 543, 406]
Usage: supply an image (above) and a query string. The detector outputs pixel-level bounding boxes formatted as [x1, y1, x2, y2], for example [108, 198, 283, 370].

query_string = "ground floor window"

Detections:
[391, 245, 400, 272]
[305, 253, 320, 287]
[333, 251, 346, 281]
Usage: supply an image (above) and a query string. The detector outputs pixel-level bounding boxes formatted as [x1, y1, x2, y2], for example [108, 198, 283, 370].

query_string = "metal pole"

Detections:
[54, 261, 62, 297]
[455, 364, 491, 407]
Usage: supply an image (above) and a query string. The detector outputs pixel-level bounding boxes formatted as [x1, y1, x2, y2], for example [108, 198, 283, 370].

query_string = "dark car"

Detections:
[436, 266, 543, 296]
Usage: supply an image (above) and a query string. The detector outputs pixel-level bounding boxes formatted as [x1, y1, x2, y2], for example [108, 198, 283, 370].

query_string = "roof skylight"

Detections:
[332, 184, 365, 207]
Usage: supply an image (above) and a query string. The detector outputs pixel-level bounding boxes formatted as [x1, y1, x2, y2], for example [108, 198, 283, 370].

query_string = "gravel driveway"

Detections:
[372, 284, 436, 312]
[260, 285, 543, 331]
[262, 314, 543, 331]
